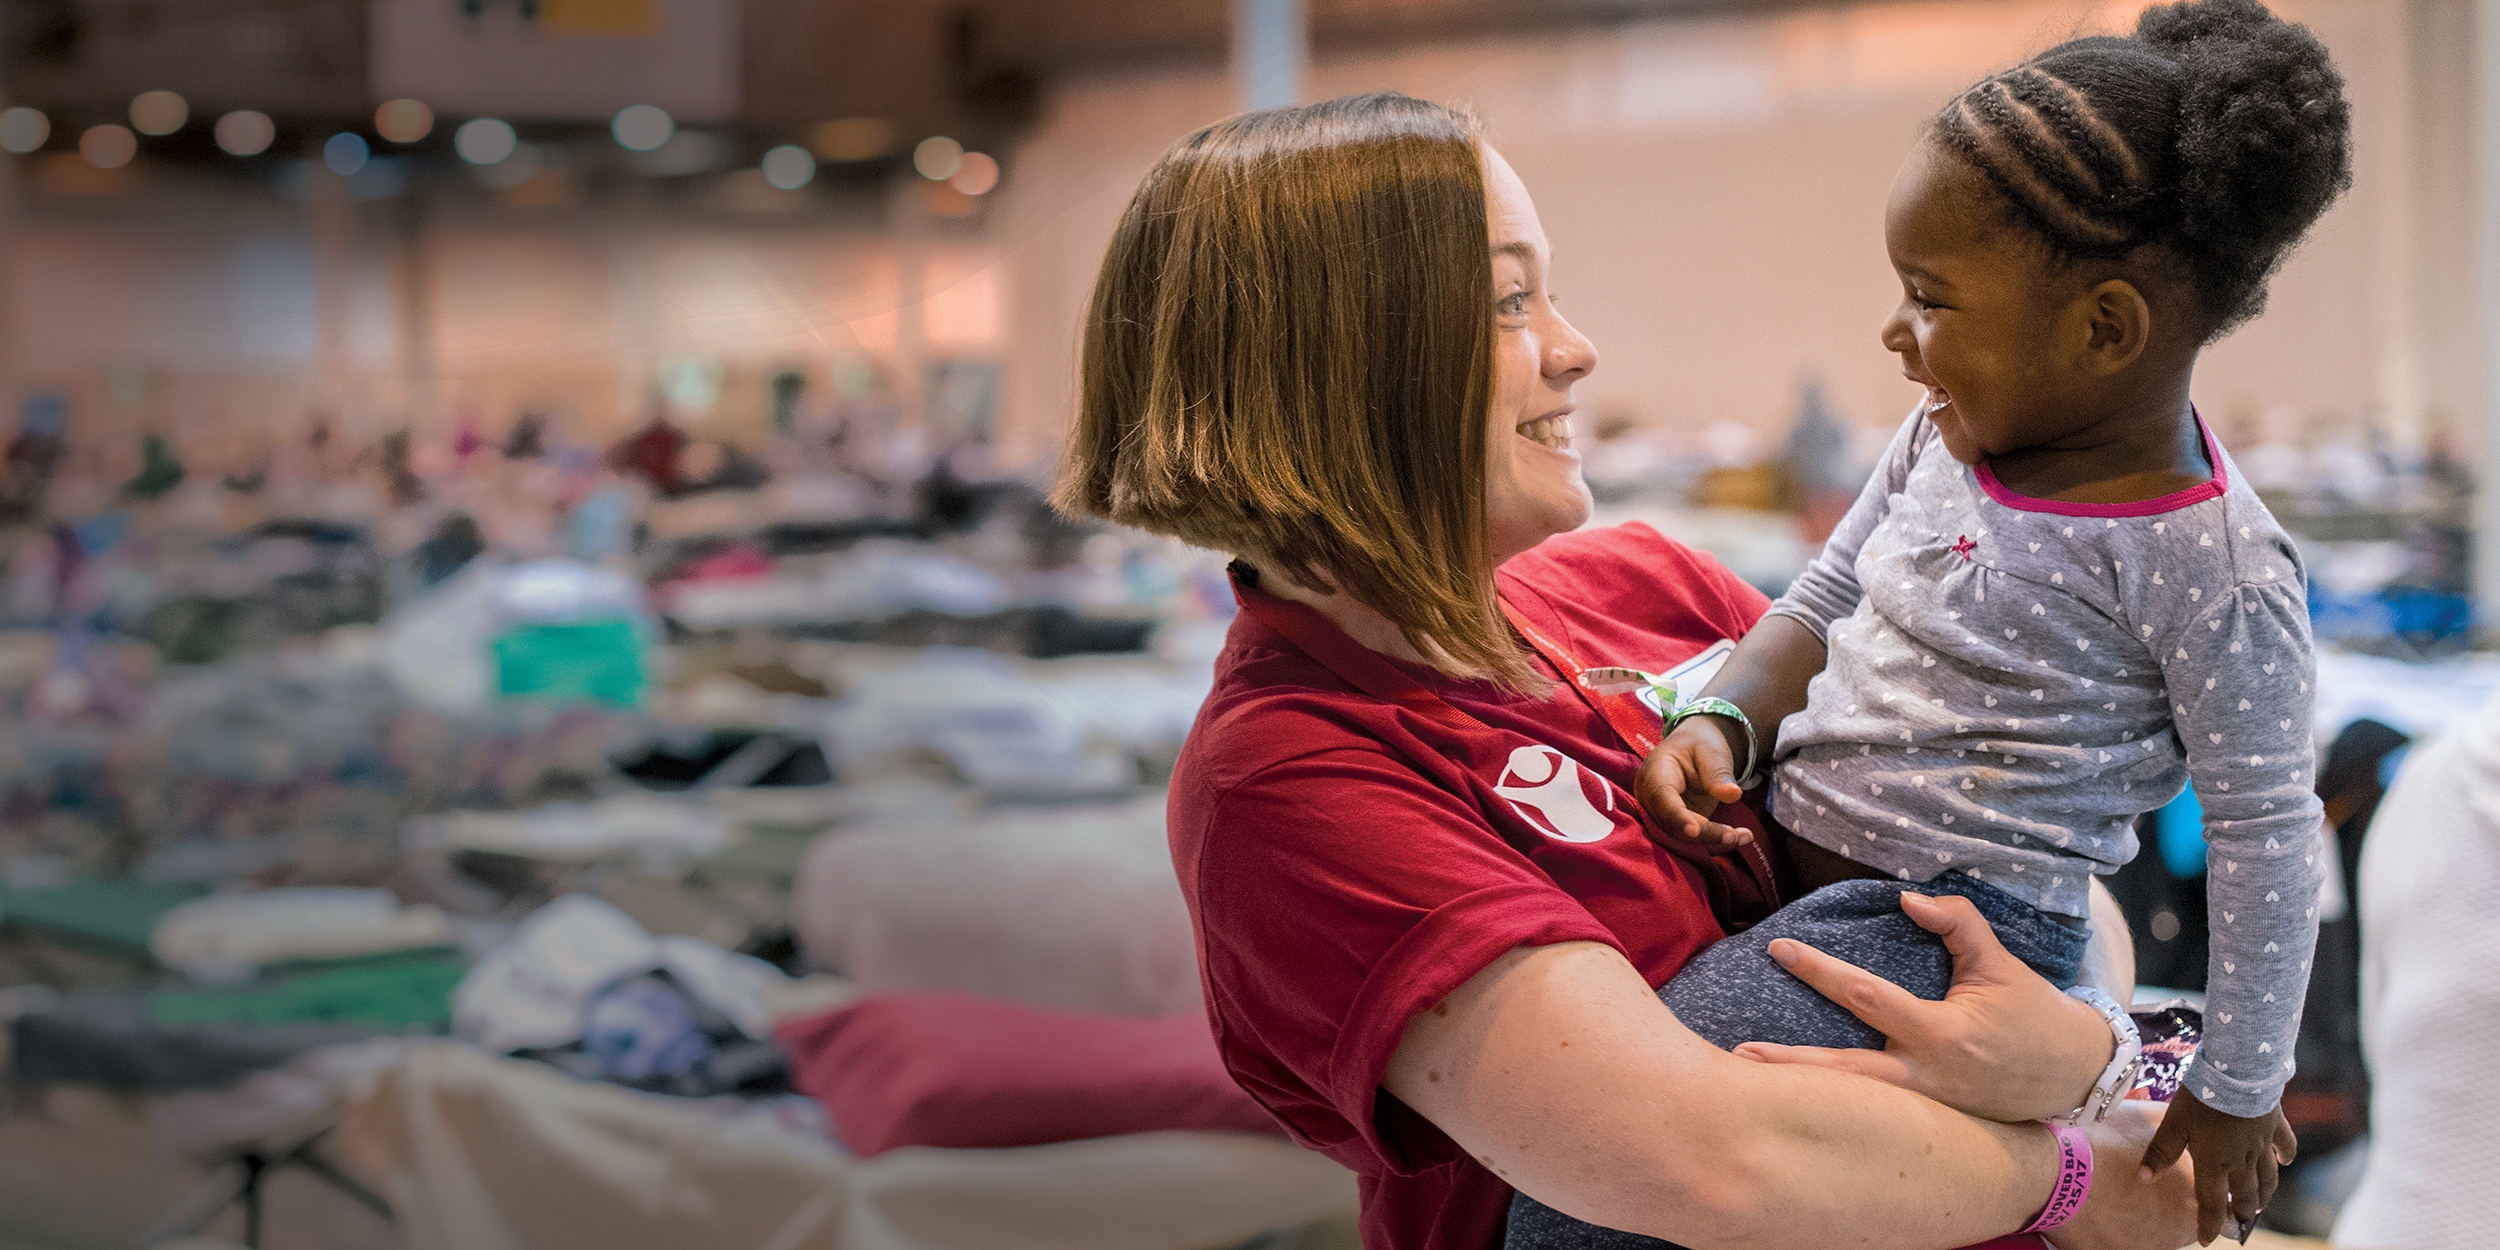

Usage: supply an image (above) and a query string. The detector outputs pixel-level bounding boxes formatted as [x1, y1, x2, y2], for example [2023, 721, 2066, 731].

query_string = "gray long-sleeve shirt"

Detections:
[1765, 409, 2326, 1116]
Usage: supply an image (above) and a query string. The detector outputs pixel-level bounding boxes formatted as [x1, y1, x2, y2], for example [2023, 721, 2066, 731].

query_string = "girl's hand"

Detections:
[2047, 1102, 2202, 1250]
[2139, 1089, 2299, 1244]
[1633, 717, 1753, 850]
[1730, 891, 2111, 1122]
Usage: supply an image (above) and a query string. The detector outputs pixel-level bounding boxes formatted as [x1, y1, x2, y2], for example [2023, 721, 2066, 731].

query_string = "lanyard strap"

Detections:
[1496, 599, 1665, 757]
[1500, 588, 1784, 901]
[1228, 568, 1783, 920]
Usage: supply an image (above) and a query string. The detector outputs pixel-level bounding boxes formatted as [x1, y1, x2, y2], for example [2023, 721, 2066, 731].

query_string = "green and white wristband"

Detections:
[1665, 696, 1762, 791]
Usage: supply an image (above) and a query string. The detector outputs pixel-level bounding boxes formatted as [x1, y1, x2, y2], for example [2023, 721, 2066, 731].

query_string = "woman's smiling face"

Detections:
[1482, 145, 1599, 564]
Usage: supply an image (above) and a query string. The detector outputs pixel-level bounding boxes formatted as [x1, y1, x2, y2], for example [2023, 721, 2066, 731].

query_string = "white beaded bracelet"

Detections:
[2060, 984, 2144, 1125]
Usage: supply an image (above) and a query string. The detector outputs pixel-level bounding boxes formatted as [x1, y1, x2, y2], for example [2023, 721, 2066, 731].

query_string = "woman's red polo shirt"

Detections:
[1168, 522, 1772, 1250]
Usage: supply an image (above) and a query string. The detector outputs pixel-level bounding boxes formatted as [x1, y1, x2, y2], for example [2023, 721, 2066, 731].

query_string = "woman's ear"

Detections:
[2072, 279, 2153, 377]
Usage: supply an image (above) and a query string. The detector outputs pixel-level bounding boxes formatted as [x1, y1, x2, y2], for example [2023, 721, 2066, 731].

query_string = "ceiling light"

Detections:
[129, 90, 188, 135]
[0, 107, 48, 154]
[761, 144, 815, 190]
[376, 99, 434, 143]
[215, 110, 275, 156]
[913, 136, 963, 181]
[324, 132, 369, 176]
[81, 124, 137, 170]
[455, 118, 517, 165]
[611, 104, 673, 152]
[949, 152, 999, 196]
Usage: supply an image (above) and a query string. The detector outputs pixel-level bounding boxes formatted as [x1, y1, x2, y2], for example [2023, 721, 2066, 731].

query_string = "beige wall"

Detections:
[5, 0, 2471, 480]
[995, 0, 2466, 468]
[7, 202, 1005, 448]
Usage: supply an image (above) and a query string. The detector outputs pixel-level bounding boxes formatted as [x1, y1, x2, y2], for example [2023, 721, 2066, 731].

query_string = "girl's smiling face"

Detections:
[1878, 142, 2096, 465]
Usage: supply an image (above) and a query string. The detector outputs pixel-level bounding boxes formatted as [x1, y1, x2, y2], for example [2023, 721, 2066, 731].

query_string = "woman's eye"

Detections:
[1498, 292, 1531, 318]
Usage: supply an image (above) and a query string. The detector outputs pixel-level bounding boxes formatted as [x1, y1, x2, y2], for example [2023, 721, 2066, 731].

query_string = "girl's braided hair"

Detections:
[1930, 0, 2352, 339]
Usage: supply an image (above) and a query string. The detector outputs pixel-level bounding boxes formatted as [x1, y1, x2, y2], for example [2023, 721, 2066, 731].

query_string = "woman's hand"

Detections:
[2049, 1102, 2202, 1250]
[1730, 891, 2110, 1122]
[1633, 717, 1754, 850]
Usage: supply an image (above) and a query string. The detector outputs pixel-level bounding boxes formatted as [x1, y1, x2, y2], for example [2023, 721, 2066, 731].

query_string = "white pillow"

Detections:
[792, 796, 1200, 1018]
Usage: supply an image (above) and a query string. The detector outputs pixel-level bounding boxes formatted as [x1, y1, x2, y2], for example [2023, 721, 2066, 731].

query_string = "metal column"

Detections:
[1233, 0, 1308, 113]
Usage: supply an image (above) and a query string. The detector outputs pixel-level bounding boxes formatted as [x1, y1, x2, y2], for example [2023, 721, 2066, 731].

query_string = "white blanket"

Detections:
[332, 1044, 1357, 1250]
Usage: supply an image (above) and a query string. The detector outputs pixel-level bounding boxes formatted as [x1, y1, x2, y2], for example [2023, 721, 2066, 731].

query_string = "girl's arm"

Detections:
[1384, 928, 2196, 1250]
[1635, 615, 1824, 842]
[1764, 406, 1928, 647]
[1638, 410, 1926, 840]
[2141, 575, 2324, 1239]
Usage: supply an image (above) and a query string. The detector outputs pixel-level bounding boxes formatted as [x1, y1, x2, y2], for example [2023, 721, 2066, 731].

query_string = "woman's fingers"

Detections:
[1896, 892, 2021, 983]
[1730, 1039, 1918, 1089]
[1763, 937, 1924, 1031]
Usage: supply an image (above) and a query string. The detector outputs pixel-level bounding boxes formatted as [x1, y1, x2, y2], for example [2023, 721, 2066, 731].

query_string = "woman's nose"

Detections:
[1545, 315, 1598, 381]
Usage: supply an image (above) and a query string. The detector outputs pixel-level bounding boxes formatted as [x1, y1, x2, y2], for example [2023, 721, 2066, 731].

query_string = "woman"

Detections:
[1057, 92, 2195, 1250]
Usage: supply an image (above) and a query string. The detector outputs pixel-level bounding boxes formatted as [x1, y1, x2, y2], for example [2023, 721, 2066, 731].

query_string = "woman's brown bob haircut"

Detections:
[1055, 91, 1537, 689]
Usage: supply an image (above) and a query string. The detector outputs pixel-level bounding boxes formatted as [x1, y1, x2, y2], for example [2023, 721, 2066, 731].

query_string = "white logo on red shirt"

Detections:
[1493, 744, 1618, 843]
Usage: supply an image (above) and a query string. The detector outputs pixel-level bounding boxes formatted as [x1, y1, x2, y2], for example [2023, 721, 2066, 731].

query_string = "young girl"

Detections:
[1509, 1, 2346, 1245]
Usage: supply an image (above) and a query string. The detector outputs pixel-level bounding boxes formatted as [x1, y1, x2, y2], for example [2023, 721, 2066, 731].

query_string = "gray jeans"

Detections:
[1504, 872, 2089, 1249]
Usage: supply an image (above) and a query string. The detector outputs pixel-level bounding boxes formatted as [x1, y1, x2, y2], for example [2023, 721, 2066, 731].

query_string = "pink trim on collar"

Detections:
[1972, 415, 2227, 518]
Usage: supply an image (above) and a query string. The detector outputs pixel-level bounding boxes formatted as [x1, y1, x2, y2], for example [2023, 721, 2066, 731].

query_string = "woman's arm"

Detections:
[1384, 934, 2196, 1250]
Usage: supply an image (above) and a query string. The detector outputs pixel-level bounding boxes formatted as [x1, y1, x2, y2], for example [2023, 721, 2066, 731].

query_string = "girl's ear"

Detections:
[2075, 278, 2153, 376]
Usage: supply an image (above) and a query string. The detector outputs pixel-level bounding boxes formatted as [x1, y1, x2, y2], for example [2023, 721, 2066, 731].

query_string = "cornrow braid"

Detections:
[1926, 0, 2352, 339]
[1937, 76, 2149, 250]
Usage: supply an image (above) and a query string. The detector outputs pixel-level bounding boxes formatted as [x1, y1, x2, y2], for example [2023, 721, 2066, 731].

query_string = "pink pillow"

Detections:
[778, 992, 1284, 1155]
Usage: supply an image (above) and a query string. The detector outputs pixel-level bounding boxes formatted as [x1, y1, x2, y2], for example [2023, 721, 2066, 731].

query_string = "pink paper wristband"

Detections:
[2020, 1121, 2094, 1234]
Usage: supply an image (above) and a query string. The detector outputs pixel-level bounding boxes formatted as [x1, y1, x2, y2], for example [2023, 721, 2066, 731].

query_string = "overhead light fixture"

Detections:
[0, 107, 48, 154]
[376, 99, 435, 143]
[611, 104, 673, 152]
[455, 118, 518, 165]
[129, 90, 188, 136]
[761, 144, 816, 190]
[949, 152, 999, 196]
[324, 132, 370, 176]
[812, 118, 894, 161]
[81, 124, 138, 170]
[215, 110, 275, 156]
[913, 136, 963, 181]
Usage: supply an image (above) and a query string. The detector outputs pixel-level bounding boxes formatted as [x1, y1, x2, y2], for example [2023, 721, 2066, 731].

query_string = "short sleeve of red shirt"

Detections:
[1188, 743, 1622, 1175]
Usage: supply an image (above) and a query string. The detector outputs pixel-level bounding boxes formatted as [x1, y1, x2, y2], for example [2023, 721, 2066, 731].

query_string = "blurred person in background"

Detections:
[2331, 690, 2500, 1249]
[1058, 91, 2193, 1250]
